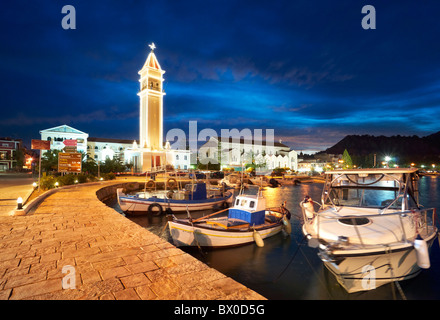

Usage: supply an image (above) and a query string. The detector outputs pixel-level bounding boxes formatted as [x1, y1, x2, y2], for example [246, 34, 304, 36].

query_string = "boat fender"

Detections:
[253, 229, 264, 247]
[302, 196, 315, 219]
[306, 235, 320, 248]
[281, 202, 292, 220]
[282, 216, 292, 234]
[414, 234, 430, 269]
[148, 203, 163, 216]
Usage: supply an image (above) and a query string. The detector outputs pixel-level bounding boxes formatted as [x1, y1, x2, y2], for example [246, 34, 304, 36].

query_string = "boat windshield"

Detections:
[327, 187, 403, 208]
[239, 185, 261, 196]
[324, 173, 418, 209]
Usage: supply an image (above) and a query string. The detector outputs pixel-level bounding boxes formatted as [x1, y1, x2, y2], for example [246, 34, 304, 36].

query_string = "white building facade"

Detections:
[40, 125, 88, 154]
[199, 136, 298, 172]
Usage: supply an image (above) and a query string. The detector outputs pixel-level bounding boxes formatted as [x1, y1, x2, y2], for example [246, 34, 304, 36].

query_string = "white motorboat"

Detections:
[301, 168, 438, 293]
[117, 182, 233, 215]
[168, 186, 292, 248]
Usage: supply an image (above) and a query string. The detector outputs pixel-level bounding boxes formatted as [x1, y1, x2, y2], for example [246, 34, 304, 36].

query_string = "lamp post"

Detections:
[384, 156, 391, 168]
[17, 197, 23, 210]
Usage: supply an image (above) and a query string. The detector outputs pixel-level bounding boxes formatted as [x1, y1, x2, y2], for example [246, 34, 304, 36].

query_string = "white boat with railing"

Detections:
[300, 168, 438, 293]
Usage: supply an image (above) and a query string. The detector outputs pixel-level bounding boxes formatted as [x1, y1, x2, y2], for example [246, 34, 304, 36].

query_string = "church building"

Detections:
[38, 44, 191, 172]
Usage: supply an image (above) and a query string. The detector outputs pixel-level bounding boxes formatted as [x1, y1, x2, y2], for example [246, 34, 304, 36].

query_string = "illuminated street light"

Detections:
[17, 197, 23, 210]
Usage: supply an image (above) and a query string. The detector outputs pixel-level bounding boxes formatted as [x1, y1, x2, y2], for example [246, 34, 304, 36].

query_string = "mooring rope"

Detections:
[273, 234, 306, 283]
[386, 246, 407, 300]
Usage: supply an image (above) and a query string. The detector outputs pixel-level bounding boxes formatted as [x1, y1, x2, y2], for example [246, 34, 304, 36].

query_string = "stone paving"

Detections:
[0, 181, 266, 300]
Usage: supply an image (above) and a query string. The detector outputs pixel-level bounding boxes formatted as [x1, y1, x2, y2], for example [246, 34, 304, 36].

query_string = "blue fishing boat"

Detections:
[117, 182, 233, 215]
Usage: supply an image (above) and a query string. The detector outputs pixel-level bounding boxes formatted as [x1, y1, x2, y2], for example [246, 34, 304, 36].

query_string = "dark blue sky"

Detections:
[1, 1, 440, 152]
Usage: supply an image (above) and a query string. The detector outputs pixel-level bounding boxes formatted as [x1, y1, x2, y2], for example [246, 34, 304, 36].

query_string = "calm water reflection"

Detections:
[109, 176, 440, 300]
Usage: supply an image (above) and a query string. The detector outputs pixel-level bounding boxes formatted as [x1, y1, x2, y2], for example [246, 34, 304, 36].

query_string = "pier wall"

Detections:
[0, 180, 265, 300]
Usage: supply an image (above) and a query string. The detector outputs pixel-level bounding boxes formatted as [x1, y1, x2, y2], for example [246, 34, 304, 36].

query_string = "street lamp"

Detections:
[17, 197, 23, 210]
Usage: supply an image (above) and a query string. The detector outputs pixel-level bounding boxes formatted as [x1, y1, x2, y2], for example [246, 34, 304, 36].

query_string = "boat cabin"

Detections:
[184, 182, 208, 200]
[322, 168, 420, 212]
[228, 187, 266, 225]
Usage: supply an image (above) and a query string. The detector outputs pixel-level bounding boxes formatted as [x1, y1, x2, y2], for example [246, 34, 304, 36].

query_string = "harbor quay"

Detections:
[0, 179, 265, 300]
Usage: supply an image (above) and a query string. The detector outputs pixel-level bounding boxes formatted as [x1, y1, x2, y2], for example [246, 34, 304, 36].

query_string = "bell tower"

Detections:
[138, 43, 166, 151]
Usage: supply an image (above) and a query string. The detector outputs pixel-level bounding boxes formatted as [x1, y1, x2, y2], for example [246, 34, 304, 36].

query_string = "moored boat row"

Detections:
[115, 168, 438, 294]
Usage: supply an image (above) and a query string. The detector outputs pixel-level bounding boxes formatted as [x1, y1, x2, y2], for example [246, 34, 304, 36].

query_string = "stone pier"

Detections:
[0, 181, 265, 300]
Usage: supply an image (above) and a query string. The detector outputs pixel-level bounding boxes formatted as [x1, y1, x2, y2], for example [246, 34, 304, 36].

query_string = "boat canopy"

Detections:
[322, 168, 420, 211]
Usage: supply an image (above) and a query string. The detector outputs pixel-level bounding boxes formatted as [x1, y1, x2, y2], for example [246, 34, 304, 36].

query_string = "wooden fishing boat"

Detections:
[301, 168, 438, 293]
[117, 182, 233, 215]
[168, 186, 292, 248]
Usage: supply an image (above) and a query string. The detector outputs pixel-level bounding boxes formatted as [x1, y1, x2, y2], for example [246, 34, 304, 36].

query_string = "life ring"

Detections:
[146, 180, 155, 189]
[148, 203, 163, 216]
[166, 178, 177, 190]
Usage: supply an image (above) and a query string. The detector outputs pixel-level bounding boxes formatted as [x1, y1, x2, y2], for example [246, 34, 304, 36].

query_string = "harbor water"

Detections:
[107, 175, 440, 299]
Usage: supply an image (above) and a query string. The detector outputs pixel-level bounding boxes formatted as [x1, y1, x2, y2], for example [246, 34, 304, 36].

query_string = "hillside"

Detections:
[320, 131, 440, 166]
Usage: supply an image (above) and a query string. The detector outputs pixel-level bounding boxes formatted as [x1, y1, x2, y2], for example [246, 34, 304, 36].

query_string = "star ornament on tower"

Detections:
[149, 42, 156, 52]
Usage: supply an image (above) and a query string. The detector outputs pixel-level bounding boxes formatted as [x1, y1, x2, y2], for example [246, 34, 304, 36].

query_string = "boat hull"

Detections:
[117, 188, 232, 214]
[119, 197, 228, 213]
[168, 221, 283, 248]
[318, 234, 437, 293]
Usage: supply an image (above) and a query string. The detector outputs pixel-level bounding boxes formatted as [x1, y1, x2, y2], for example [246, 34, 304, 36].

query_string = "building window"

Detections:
[176, 155, 179, 160]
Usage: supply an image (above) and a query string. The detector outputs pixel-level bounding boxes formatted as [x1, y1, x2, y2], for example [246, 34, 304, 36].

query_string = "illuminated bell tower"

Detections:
[138, 43, 166, 152]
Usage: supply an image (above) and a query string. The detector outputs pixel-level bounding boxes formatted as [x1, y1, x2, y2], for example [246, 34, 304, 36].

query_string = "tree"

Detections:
[82, 155, 98, 175]
[342, 149, 353, 168]
[12, 148, 25, 170]
[41, 150, 60, 172]
[99, 156, 128, 174]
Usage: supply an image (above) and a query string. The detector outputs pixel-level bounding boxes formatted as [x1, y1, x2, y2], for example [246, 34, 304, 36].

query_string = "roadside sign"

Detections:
[63, 139, 77, 147]
[58, 152, 82, 173]
[63, 146, 77, 153]
[31, 139, 50, 150]
[31, 139, 51, 192]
